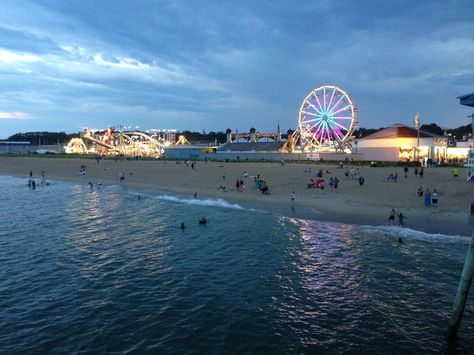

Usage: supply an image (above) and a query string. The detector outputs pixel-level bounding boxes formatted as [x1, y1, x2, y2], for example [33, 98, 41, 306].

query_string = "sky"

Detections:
[0, 0, 474, 138]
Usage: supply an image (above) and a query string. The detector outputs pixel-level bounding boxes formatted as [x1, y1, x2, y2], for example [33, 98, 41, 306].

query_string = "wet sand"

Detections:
[0, 156, 471, 236]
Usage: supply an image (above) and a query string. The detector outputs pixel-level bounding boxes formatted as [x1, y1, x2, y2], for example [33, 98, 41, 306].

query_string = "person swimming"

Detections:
[199, 216, 207, 225]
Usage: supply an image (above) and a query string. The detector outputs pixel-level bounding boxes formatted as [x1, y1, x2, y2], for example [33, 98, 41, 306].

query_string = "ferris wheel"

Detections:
[298, 85, 357, 150]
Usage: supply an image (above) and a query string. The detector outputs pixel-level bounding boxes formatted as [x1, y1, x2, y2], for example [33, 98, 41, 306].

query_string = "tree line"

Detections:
[4, 123, 473, 145]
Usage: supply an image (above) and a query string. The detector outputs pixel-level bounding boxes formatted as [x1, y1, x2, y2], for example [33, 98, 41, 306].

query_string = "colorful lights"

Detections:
[298, 85, 357, 151]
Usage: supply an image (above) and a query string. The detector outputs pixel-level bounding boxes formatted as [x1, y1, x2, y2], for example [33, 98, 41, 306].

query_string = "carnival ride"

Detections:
[296, 85, 357, 151]
[65, 128, 177, 157]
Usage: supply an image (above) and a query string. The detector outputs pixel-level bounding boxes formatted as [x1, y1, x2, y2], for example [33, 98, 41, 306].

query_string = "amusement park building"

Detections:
[355, 124, 448, 162]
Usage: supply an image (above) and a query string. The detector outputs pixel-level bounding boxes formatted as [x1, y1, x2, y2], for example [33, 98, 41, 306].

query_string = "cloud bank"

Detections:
[0, 0, 473, 138]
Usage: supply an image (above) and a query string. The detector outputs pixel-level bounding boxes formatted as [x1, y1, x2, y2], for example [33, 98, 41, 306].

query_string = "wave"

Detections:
[360, 224, 470, 244]
[155, 194, 244, 210]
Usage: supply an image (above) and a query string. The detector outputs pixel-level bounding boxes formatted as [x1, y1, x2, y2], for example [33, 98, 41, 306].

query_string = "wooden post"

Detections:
[447, 233, 474, 339]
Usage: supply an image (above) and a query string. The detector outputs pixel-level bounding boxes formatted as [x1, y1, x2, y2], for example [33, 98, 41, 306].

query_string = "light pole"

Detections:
[414, 112, 420, 163]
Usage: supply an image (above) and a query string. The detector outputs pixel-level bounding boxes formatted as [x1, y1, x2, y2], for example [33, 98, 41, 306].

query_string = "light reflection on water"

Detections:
[0, 176, 472, 354]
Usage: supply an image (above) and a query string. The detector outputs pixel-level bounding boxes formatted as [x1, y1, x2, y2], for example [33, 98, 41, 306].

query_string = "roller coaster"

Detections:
[65, 128, 177, 157]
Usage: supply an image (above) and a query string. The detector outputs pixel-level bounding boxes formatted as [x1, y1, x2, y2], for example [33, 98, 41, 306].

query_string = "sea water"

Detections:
[0, 175, 473, 353]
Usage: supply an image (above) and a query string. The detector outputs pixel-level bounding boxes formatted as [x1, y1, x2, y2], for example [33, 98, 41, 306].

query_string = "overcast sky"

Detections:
[0, 0, 473, 138]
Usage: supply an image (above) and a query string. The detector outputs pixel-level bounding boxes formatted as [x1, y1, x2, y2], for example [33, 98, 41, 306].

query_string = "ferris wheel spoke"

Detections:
[300, 110, 318, 117]
[326, 122, 334, 141]
[326, 89, 337, 113]
[310, 119, 325, 132]
[332, 120, 348, 132]
[330, 105, 352, 116]
[304, 99, 324, 116]
[312, 93, 324, 114]
[323, 87, 327, 112]
[318, 128, 325, 145]
[301, 118, 319, 126]
[332, 116, 353, 119]
[327, 94, 346, 116]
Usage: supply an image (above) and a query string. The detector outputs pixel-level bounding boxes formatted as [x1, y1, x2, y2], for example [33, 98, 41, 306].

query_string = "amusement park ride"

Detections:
[65, 85, 358, 157]
[65, 128, 180, 157]
[295, 85, 358, 152]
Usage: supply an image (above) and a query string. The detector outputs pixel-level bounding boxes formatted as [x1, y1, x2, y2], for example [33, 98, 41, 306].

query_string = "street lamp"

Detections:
[414, 112, 420, 163]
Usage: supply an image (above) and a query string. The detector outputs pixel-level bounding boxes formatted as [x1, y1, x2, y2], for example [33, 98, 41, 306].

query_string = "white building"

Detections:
[356, 124, 448, 162]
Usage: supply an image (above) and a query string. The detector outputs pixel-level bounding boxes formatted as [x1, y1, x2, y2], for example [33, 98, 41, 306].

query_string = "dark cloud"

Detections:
[0, 0, 473, 137]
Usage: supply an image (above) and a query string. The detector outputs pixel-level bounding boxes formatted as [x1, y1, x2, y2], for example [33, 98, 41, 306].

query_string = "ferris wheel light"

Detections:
[298, 85, 357, 151]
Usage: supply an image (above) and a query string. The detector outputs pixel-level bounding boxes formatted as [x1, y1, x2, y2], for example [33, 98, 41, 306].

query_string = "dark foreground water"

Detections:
[0, 175, 473, 354]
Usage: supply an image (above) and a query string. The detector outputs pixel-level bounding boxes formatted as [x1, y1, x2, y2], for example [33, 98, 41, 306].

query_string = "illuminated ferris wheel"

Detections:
[298, 85, 357, 150]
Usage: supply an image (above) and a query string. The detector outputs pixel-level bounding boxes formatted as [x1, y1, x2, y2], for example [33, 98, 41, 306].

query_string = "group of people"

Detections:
[251, 174, 270, 194]
[417, 187, 439, 206]
[180, 216, 207, 230]
[28, 170, 48, 189]
[388, 208, 407, 226]
[235, 179, 245, 192]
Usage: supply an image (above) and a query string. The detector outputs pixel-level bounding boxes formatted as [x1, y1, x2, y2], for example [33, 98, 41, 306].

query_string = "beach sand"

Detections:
[0, 156, 471, 236]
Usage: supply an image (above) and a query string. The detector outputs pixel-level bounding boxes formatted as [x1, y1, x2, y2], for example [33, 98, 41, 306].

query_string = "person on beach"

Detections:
[41, 171, 46, 185]
[397, 213, 406, 227]
[194, 192, 197, 199]
[29, 170, 33, 178]
[414, 167, 419, 177]
[291, 191, 295, 204]
[358, 176, 365, 186]
[417, 186, 423, 197]
[334, 177, 339, 189]
[388, 208, 397, 225]
[403, 166, 408, 178]
[235, 179, 240, 191]
[431, 189, 439, 206]
[239, 179, 245, 192]
[119, 172, 125, 183]
[424, 188, 431, 207]
[419, 167, 424, 178]
[452, 168, 459, 178]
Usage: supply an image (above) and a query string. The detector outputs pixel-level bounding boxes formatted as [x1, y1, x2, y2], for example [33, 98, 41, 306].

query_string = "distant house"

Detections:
[355, 124, 448, 162]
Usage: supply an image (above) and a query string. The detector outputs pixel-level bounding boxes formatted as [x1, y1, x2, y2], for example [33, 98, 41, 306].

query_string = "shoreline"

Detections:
[3, 173, 470, 237]
[0, 156, 471, 237]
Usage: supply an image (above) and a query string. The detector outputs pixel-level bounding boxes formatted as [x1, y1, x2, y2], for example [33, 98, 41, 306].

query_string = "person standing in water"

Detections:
[397, 212, 406, 227]
[388, 208, 397, 225]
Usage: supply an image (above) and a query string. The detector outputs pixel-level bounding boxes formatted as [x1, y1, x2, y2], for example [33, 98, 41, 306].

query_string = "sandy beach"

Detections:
[0, 156, 471, 236]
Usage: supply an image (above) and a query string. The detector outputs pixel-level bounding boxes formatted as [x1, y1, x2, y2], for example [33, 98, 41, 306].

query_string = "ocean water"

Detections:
[0, 175, 473, 354]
